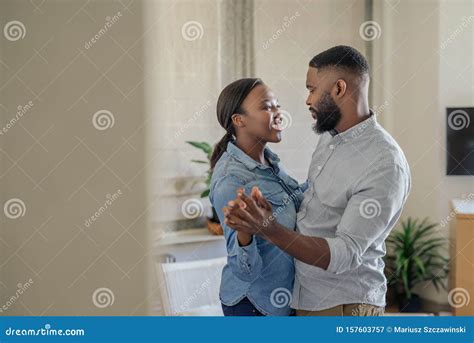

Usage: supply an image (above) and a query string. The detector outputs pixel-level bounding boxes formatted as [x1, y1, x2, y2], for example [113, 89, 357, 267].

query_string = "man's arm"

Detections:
[224, 188, 330, 269]
[323, 163, 409, 274]
[262, 222, 330, 270]
[225, 160, 409, 275]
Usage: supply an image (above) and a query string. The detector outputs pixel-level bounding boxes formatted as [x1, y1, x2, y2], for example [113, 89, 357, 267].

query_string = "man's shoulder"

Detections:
[371, 124, 409, 169]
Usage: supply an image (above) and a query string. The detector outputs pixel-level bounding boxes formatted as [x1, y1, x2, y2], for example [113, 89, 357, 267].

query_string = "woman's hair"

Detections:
[210, 78, 263, 170]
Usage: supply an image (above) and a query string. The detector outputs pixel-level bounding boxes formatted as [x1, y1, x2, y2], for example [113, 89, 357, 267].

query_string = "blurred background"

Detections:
[0, 0, 473, 316]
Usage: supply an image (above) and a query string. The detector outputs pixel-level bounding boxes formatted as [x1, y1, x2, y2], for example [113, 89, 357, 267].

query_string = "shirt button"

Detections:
[329, 144, 334, 149]
[317, 166, 322, 170]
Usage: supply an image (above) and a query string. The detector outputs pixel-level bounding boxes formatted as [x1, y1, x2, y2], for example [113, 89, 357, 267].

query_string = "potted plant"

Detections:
[385, 217, 449, 312]
[186, 141, 223, 235]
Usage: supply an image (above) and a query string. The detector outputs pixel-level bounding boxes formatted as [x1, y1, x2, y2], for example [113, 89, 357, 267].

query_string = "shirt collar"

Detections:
[332, 109, 377, 143]
[226, 141, 280, 170]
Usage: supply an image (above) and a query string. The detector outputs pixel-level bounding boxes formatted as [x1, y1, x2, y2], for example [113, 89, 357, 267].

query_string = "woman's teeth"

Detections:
[272, 118, 283, 131]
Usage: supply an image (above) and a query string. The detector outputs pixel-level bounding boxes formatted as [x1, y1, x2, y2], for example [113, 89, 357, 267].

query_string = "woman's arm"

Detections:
[210, 176, 263, 282]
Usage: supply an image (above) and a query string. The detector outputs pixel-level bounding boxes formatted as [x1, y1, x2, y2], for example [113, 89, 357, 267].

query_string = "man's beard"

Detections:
[311, 92, 342, 134]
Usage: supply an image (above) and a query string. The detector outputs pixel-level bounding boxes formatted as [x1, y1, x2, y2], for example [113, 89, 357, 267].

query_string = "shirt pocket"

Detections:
[255, 182, 289, 207]
[256, 183, 297, 229]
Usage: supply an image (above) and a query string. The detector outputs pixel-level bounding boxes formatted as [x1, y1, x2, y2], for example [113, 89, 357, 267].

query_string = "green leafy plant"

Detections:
[186, 141, 213, 198]
[385, 217, 449, 307]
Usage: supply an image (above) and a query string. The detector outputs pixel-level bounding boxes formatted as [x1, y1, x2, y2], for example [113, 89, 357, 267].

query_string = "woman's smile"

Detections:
[271, 116, 284, 132]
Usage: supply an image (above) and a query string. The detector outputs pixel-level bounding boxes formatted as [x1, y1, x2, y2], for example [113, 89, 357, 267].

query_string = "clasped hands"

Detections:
[222, 187, 277, 236]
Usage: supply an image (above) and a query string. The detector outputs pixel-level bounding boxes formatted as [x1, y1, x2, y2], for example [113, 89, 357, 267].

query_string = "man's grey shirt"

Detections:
[291, 112, 411, 311]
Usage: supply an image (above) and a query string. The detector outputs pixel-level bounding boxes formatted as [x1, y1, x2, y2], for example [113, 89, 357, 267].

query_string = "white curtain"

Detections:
[145, 0, 254, 315]
[218, 0, 255, 86]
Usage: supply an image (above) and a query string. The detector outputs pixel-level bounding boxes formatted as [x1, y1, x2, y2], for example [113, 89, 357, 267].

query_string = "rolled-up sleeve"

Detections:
[325, 162, 410, 275]
[210, 175, 263, 282]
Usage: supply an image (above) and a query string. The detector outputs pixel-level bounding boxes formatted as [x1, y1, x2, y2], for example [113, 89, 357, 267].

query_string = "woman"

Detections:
[209, 78, 305, 316]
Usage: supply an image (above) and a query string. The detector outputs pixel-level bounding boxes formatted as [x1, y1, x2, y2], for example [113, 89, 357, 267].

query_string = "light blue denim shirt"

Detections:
[209, 141, 305, 316]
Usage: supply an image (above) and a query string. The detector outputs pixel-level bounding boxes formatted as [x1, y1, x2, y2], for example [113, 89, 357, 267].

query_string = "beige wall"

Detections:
[1, 0, 150, 315]
[254, 0, 366, 181]
[372, 0, 474, 304]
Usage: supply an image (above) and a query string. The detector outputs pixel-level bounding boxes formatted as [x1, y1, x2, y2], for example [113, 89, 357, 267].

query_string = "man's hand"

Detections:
[223, 187, 331, 270]
[222, 187, 275, 236]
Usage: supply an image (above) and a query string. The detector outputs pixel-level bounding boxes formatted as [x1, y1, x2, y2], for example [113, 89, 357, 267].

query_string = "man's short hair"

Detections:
[309, 45, 369, 77]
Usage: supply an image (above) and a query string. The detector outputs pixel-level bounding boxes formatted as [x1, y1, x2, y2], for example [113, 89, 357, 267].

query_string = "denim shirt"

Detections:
[209, 141, 305, 316]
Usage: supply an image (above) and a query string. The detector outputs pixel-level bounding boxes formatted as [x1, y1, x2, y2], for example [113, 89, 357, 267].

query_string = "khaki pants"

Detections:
[296, 303, 384, 316]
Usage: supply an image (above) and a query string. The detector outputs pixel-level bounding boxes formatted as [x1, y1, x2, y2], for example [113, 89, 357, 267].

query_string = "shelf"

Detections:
[451, 199, 474, 219]
[156, 228, 224, 247]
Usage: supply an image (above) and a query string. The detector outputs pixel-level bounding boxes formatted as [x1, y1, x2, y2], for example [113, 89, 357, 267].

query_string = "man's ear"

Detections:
[231, 113, 245, 128]
[334, 79, 347, 98]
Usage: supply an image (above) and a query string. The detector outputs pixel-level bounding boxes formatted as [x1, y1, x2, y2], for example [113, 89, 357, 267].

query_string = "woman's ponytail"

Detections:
[210, 131, 233, 170]
[210, 78, 263, 171]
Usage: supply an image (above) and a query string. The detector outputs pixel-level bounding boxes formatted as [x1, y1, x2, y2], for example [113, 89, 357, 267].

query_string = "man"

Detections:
[223, 45, 411, 316]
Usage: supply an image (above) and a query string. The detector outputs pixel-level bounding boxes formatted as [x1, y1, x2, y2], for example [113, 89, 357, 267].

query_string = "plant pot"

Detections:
[206, 207, 223, 235]
[207, 218, 223, 235]
[397, 293, 422, 312]
[385, 285, 397, 308]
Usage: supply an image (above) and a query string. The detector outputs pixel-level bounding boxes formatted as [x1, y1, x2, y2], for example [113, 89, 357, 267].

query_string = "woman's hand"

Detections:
[222, 187, 275, 236]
